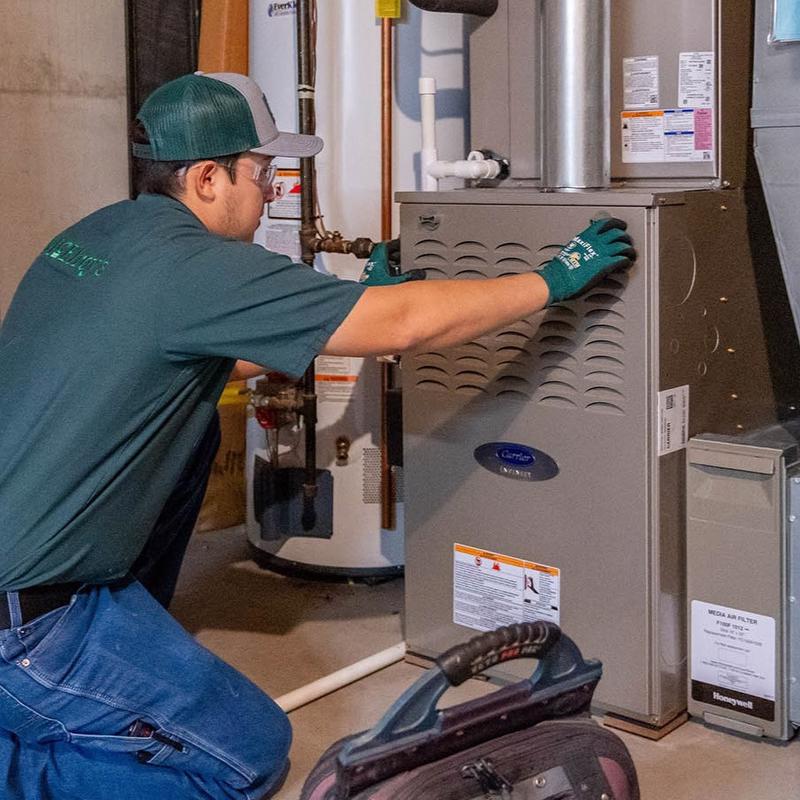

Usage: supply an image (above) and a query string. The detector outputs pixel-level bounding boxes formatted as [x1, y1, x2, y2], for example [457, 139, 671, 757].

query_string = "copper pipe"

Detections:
[380, 16, 396, 530]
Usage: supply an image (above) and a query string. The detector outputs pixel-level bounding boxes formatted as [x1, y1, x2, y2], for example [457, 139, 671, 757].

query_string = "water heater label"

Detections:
[623, 56, 659, 110]
[690, 600, 775, 721]
[658, 385, 689, 456]
[315, 356, 360, 402]
[452, 543, 560, 633]
[267, 169, 302, 220]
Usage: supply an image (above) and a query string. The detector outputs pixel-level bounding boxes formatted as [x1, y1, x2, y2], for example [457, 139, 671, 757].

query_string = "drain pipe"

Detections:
[297, 0, 319, 515]
[420, 77, 439, 191]
[275, 642, 407, 713]
[380, 15, 397, 531]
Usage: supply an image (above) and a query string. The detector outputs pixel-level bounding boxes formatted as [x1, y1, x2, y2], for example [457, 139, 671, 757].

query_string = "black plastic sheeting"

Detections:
[125, 0, 200, 196]
[408, 0, 498, 16]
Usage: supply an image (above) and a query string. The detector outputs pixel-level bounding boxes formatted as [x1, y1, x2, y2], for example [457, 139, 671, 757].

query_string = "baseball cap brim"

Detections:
[252, 131, 323, 158]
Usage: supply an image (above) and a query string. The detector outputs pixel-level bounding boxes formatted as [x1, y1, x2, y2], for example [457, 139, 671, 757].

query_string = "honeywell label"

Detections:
[658, 385, 689, 456]
[691, 600, 775, 721]
[623, 56, 659, 109]
[453, 543, 560, 633]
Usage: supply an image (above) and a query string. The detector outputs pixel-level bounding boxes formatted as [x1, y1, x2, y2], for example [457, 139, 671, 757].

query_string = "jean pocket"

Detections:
[0, 681, 67, 744]
[68, 730, 172, 763]
[16, 602, 75, 660]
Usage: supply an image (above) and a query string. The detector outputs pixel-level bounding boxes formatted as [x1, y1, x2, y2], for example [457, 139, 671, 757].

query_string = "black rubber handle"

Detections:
[435, 621, 561, 687]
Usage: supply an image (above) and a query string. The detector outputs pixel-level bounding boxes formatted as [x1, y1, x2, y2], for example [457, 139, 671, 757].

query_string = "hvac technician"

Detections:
[0, 72, 635, 799]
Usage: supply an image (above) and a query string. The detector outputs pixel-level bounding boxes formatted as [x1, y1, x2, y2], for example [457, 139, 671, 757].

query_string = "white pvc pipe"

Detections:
[275, 642, 407, 713]
[428, 151, 503, 180]
[419, 76, 439, 191]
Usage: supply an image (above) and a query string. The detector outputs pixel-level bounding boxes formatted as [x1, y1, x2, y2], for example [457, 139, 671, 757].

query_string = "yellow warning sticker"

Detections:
[375, 0, 402, 18]
[453, 543, 561, 632]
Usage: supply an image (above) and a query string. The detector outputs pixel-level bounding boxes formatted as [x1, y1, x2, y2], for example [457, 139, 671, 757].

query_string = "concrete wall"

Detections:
[0, 0, 128, 318]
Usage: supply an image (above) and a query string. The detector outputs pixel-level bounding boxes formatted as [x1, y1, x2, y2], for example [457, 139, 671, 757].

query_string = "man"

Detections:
[0, 72, 635, 799]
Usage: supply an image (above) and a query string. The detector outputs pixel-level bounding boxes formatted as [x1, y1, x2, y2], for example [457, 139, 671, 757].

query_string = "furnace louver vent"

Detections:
[409, 239, 628, 414]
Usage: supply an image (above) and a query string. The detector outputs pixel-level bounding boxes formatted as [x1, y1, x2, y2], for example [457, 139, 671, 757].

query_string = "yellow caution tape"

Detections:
[376, 0, 401, 18]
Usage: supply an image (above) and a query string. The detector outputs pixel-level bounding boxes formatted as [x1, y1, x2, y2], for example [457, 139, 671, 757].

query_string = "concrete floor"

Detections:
[172, 528, 800, 799]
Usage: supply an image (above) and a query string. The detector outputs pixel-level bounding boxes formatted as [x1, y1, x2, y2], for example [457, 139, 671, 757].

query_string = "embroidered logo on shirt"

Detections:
[43, 236, 110, 278]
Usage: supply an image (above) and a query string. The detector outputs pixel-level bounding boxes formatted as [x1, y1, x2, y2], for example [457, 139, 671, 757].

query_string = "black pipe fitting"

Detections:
[408, 0, 497, 17]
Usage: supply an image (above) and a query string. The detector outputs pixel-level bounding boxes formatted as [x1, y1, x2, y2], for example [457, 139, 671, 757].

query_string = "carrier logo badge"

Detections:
[474, 442, 559, 482]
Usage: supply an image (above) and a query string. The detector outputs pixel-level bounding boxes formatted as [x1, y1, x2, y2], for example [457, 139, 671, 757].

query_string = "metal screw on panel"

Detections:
[601, 794, 612, 800]
[722, 180, 731, 188]
[794, 478, 800, 484]
[534, 777, 547, 788]
[790, 515, 797, 523]
[736, 424, 744, 431]
[720, 204, 728, 211]
[790, 596, 796, 603]
[720, 297, 729, 303]
[726, 347, 736, 354]
[731, 394, 739, 400]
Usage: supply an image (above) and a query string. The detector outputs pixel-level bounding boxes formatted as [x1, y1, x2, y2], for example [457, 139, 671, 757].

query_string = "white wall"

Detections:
[0, 0, 129, 318]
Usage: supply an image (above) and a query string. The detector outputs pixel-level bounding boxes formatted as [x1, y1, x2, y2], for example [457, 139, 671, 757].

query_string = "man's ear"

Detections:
[187, 161, 221, 203]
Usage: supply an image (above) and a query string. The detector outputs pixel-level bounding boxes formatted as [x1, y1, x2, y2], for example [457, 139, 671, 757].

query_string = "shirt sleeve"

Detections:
[155, 238, 366, 377]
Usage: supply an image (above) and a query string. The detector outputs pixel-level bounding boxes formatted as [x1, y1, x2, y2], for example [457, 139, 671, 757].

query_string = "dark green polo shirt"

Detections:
[0, 194, 365, 590]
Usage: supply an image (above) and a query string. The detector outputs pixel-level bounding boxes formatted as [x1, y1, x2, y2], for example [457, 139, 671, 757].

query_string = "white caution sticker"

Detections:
[623, 55, 659, 110]
[315, 356, 359, 402]
[658, 385, 689, 456]
[453, 543, 560, 633]
[691, 600, 776, 721]
[679, 51, 714, 109]
[267, 168, 302, 220]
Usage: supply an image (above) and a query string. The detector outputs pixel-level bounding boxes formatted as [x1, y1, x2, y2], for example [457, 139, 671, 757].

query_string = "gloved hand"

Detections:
[359, 240, 426, 286]
[536, 217, 635, 305]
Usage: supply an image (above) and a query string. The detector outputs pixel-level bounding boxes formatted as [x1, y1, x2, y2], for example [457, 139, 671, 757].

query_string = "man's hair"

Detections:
[130, 120, 243, 198]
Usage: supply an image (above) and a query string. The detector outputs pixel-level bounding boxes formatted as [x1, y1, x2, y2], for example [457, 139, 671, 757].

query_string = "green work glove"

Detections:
[359, 240, 426, 286]
[536, 217, 635, 305]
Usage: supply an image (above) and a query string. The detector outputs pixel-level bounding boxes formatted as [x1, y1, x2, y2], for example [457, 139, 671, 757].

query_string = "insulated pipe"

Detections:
[408, 0, 498, 16]
[419, 77, 439, 191]
[541, 0, 610, 189]
[275, 642, 407, 712]
[380, 17, 397, 531]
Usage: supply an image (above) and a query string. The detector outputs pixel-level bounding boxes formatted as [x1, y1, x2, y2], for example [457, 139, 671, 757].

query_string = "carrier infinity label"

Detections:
[474, 442, 559, 482]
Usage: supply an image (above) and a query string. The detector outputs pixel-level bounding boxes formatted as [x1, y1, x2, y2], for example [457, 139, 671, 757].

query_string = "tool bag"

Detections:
[300, 622, 639, 800]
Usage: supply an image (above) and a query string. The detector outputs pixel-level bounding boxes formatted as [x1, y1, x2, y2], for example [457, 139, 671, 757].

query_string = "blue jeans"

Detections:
[0, 579, 291, 799]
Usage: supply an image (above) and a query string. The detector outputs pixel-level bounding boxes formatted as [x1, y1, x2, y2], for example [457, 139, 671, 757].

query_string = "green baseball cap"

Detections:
[133, 71, 323, 161]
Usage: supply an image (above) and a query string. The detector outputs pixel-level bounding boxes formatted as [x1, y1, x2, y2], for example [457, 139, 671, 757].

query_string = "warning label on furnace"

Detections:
[453, 543, 560, 632]
[621, 109, 713, 163]
[691, 600, 775, 721]
[658, 385, 689, 456]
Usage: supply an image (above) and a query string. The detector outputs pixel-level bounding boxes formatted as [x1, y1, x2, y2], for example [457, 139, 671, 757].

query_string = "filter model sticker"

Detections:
[678, 51, 714, 109]
[691, 600, 776, 721]
[623, 55, 659, 110]
[267, 168, 302, 220]
[658, 385, 689, 456]
[621, 109, 713, 163]
[453, 543, 560, 633]
[315, 356, 360, 402]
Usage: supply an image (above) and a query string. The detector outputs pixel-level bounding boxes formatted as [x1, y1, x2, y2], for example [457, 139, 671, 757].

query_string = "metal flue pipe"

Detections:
[541, 0, 610, 189]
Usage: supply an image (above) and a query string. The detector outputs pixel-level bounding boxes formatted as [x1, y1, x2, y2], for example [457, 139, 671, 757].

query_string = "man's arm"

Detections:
[324, 216, 635, 357]
[322, 273, 551, 357]
[230, 360, 267, 380]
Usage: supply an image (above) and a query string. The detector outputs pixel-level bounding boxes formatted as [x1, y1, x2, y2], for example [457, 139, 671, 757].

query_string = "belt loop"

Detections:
[6, 593, 22, 629]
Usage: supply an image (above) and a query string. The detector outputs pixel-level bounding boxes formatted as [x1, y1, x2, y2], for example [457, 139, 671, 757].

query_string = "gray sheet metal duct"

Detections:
[408, 0, 497, 17]
[541, 0, 610, 188]
[752, 0, 800, 342]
